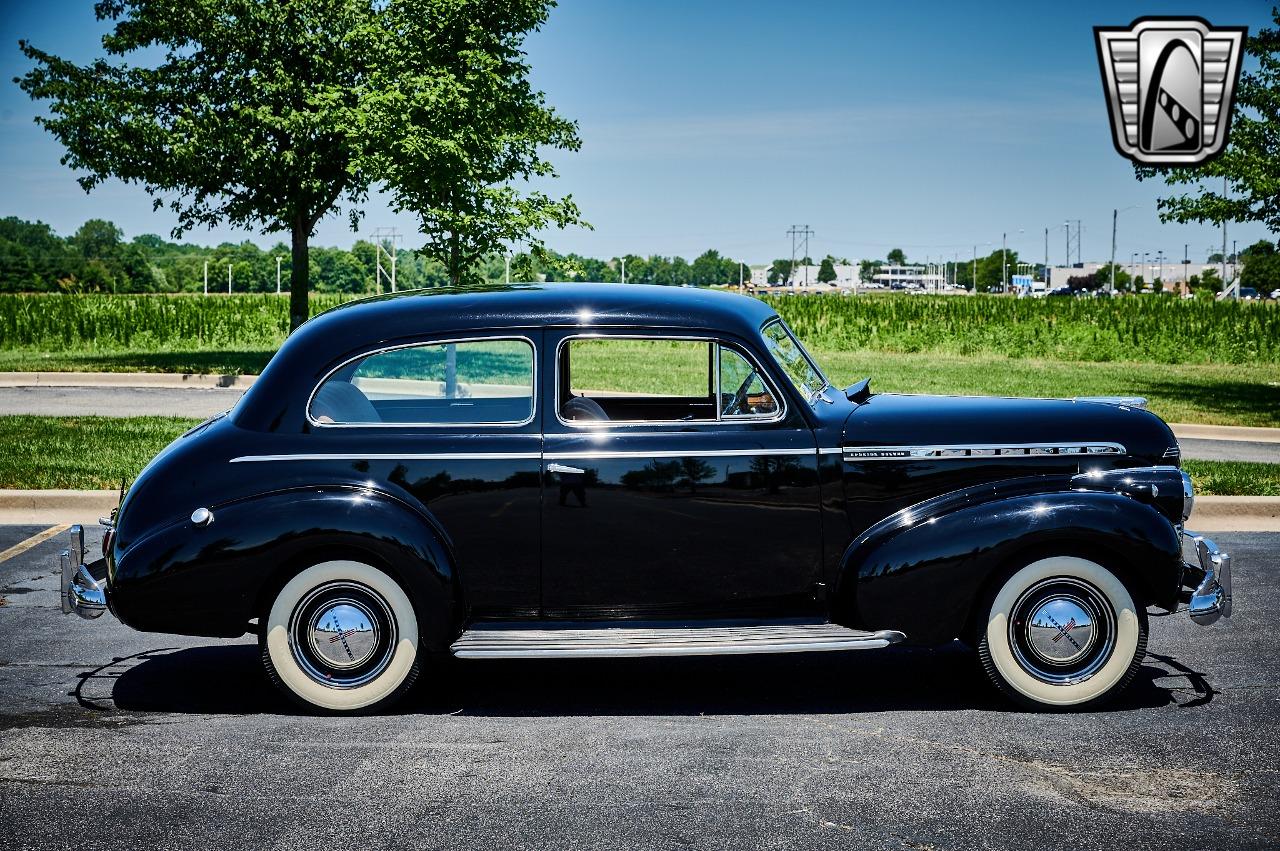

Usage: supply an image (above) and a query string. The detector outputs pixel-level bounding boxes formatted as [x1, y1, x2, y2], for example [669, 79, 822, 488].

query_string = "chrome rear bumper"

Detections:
[1184, 531, 1232, 626]
[60, 525, 107, 620]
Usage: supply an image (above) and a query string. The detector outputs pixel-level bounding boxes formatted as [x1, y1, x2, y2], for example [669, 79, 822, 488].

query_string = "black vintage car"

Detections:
[61, 284, 1231, 712]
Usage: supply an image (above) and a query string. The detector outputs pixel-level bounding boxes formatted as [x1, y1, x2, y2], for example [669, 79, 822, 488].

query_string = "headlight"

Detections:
[1180, 470, 1195, 522]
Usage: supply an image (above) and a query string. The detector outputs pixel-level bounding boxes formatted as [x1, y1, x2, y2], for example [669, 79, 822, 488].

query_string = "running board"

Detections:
[450, 620, 906, 659]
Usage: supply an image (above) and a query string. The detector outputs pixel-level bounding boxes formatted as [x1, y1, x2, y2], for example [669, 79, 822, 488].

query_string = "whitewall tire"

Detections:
[978, 556, 1147, 709]
[262, 560, 420, 713]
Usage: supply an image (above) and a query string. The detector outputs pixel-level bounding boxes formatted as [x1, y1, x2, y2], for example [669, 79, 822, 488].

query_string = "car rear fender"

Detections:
[110, 486, 460, 650]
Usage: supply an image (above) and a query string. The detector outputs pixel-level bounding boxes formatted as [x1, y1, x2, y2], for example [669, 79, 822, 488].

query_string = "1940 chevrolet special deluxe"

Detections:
[59, 284, 1232, 713]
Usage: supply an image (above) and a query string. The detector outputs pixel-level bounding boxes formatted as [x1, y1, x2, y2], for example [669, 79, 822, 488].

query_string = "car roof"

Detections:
[233, 283, 781, 431]
[314, 282, 777, 334]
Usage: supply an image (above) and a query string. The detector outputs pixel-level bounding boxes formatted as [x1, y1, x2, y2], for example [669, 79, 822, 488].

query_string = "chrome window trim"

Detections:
[553, 332, 786, 429]
[841, 442, 1126, 461]
[305, 334, 537, 429]
[545, 447, 815, 461]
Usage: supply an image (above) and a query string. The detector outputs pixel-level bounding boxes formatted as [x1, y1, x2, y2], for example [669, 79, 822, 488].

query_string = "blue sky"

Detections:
[0, 0, 1274, 266]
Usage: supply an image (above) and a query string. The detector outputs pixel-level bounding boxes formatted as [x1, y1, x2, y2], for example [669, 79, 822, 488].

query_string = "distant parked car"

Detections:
[1239, 287, 1259, 300]
[1046, 287, 1074, 298]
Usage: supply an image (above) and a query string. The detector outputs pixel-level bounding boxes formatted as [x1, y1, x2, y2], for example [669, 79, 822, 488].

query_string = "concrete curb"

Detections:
[1170, 423, 1280, 444]
[1, 490, 1277, 530]
[0, 371, 257, 389]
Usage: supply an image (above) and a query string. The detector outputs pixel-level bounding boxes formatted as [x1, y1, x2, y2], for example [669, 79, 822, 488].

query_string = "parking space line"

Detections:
[0, 524, 70, 565]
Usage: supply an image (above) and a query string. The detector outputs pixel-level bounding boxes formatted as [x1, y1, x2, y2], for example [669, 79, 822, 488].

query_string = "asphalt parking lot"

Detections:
[1, 526, 1277, 850]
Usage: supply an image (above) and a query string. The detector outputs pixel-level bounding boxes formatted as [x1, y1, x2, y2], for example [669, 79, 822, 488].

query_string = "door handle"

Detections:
[546, 463, 585, 475]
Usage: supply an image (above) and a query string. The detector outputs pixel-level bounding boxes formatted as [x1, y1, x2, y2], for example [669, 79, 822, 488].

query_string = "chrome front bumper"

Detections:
[60, 524, 107, 620]
[1184, 531, 1232, 626]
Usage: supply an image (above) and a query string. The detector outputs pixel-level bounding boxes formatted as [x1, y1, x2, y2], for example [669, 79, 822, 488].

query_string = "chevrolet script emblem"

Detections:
[1094, 17, 1247, 165]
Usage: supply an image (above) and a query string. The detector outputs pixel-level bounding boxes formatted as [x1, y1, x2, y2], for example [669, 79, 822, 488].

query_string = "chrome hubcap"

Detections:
[288, 581, 397, 689]
[1026, 596, 1096, 665]
[309, 601, 380, 669]
[1009, 577, 1116, 685]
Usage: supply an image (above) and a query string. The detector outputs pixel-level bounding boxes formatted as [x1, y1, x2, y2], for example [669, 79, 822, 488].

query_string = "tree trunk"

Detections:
[289, 219, 309, 332]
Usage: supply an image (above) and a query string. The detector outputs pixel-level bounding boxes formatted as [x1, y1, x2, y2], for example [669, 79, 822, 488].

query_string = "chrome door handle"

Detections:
[546, 463, 585, 475]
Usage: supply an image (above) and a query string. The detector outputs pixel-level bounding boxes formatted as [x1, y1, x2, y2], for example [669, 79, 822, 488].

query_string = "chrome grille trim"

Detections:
[842, 442, 1126, 461]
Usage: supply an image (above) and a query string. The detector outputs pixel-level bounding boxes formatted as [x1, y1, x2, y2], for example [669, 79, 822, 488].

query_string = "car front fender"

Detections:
[836, 487, 1182, 645]
[110, 486, 459, 648]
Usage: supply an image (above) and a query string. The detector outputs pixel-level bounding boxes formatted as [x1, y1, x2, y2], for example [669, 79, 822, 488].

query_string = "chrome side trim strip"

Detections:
[231, 448, 821, 463]
[230, 452, 543, 463]
[544, 447, 815, 461]
[841, 442, 1126, 461]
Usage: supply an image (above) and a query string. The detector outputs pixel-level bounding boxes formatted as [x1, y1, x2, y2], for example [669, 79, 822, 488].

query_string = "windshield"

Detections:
[761, 319, 828, 403]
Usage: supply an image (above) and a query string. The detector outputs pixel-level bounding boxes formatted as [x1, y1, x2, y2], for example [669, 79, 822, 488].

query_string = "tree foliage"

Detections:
[1137, 9, 1280, 233]
[370, 0, 585, 285]
[887, 248, 906, 265]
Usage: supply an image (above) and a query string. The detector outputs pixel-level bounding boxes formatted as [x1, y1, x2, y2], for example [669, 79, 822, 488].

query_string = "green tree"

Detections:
[1137, 10, 1280, 233]
[817, 255, 837, 284]
[1199, 267, 1223, 292]
[1241, 239, 1280, 291]
[1093, 262, 1132, 291]
[767, 258, 793, 285]
[19, 0, 381, 329]
[371, 0, 585, 285]
[887, 247, 906, 265]
[858, 259, 882, 284]
[72, 219, 122, 261]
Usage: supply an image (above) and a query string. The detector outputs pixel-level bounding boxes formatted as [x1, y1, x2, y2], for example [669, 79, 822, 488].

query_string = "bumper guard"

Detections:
[1184, 531, 1232, 626]
[60, 524, 107, 620]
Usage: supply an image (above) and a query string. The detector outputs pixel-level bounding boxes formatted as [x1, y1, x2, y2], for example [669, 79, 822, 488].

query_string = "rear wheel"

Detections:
[262, 560, 420, 713]
[977, 556, 1147, 709]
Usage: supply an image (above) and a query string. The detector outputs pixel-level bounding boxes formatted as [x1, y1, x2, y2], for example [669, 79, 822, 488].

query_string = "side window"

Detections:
[719, 346, 779, 418]
[310, 338, 534, 426]
[557, 336, 779, 424]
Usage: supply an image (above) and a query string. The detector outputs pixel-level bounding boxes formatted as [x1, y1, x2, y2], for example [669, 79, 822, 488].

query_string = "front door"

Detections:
[539, 329, 823, 619]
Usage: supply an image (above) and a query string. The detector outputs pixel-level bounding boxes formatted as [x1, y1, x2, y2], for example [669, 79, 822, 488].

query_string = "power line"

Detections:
[369, 227, 402, 293]
[786, 224, 813, 287]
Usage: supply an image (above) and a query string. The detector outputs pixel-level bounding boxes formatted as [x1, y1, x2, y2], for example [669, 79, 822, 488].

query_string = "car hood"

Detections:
[842, 393, 1178, 465]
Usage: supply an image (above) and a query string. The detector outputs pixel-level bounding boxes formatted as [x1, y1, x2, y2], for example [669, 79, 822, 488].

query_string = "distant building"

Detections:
[872, 265, 947, 290]
[1049, 262, 1236, 288]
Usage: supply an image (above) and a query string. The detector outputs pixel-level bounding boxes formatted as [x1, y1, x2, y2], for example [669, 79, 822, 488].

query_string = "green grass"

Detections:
[0, 416, 199, 490]
[1, 415, 1276, 495]
[1182, 460, 1280, 497]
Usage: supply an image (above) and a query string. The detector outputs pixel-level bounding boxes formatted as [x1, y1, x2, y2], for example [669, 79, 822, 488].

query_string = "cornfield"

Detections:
[0, 292, 1277, 365]
[765, 293, 1280, 364]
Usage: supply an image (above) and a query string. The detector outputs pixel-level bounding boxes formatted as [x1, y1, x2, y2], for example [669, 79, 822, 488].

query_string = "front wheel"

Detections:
[262, 560, 420, 713]
[977, 556, 1147, 710]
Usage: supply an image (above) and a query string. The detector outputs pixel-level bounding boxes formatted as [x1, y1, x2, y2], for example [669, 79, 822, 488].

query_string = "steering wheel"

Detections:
[724, 370, 758, 416]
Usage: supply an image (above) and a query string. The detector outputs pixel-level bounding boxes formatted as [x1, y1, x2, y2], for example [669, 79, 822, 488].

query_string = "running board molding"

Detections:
[450, 620, 906, 659]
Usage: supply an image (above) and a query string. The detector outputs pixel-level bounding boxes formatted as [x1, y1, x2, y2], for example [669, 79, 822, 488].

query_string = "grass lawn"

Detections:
[0, 416, 200, 490]
[1, 415, 1276, 495]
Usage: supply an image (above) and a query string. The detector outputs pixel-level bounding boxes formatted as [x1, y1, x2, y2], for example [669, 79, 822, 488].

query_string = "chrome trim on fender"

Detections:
[842, 442, 1126, 461]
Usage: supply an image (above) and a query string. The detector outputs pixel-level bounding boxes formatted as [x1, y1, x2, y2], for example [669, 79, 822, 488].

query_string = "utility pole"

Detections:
[1064, 221, 1070, 268]
[1183, 244, 1190, 297]
[739, 261, 744, 293]
[972, 245, 977, 292]
[1223, 176, 1229, 298]
[621, 256, 626, 284]
[1044, 227, 1049, 285]
[227, 264, 232, 294]
[203, 260, 208, 296]
[276, 256, 282, 294]
[505, 253, 510, 284]
[1002, 232, 1007, 292]
[1075, 219, 1082, 265]
[1109, 209, 1118, 293]
[370, 227, 402, 293]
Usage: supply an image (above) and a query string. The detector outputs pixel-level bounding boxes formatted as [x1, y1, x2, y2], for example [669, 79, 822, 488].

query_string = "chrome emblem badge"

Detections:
[1094, 17, 1247, 165]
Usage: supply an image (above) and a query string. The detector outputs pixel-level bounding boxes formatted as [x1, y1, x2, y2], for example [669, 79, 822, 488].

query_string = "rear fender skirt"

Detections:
[837, 488, 1182, 644]
[110, 487, 458, 648]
